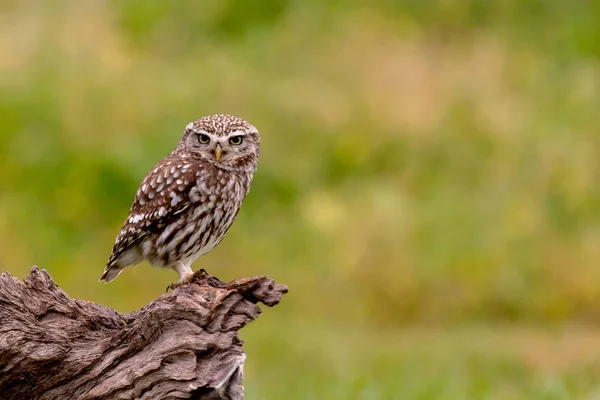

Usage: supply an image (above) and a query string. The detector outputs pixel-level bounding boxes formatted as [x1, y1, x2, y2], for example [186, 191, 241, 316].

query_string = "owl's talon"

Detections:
[166, 281, 184, 292]
[193, 268, 210, 280]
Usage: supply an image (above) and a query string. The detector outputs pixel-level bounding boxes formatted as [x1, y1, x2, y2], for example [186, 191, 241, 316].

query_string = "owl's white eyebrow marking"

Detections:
[226, 130, 247, 136]
[187, 125, 211, 135]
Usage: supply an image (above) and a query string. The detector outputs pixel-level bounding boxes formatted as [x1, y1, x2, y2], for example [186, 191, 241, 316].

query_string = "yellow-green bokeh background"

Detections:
[2, 1, 600, 398]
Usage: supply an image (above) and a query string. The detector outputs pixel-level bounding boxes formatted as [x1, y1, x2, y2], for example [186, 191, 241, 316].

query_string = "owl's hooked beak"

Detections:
[214, 144, 223, 161]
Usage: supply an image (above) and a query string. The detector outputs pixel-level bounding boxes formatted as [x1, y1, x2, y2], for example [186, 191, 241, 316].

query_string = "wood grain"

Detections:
[0, 267, 287, 400]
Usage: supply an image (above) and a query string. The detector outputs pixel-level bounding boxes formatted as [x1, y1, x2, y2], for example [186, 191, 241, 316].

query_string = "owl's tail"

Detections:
[99, 265, 125, 283]
[100, 245, 142, 283]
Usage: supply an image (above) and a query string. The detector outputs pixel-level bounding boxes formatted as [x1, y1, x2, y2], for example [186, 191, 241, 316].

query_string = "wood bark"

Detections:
[0, 267, 287, 400]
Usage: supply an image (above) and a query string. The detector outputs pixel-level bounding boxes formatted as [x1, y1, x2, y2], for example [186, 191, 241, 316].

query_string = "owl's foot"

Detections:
[166, 262, 196, 292]
[166, 269, 212, 291]
[193, 268, 210, 279]
[191, 268, 226, 288]
[166, 268, 225, 291]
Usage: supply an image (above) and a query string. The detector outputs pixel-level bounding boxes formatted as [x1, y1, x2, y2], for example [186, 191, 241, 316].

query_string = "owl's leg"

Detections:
[166, 261, 194, 292]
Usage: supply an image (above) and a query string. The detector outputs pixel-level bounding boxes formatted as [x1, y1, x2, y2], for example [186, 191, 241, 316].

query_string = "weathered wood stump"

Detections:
[0, 267, 287, 400]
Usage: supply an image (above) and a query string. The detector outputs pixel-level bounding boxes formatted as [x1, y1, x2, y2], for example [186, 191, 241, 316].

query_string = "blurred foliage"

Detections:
[1, 0, 600, 398]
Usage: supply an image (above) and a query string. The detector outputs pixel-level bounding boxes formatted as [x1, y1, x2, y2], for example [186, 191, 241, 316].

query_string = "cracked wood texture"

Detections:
[0, 267, 287, 400]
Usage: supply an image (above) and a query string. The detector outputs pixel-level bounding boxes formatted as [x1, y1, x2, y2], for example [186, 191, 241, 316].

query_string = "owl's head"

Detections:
[176, 114, 260, 170]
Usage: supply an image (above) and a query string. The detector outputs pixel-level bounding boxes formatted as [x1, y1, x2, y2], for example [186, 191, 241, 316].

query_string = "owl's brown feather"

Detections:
[104, 156, 196, 270]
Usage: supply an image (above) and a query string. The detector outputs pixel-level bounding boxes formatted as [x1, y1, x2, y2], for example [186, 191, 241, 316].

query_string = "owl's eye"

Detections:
[229, 135, 244, 145]
[198, 134, 210, 144]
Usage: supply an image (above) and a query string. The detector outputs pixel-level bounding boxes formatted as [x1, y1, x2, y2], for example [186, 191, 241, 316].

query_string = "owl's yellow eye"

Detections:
[229, 135, 243, 145]
[198, 134, 210, 144]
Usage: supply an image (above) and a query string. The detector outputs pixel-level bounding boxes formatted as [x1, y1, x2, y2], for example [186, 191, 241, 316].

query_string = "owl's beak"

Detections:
[214, 144, 223, 161]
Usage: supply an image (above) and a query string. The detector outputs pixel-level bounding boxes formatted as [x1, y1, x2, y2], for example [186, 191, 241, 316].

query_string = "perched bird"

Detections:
[100, 114, 260, 290]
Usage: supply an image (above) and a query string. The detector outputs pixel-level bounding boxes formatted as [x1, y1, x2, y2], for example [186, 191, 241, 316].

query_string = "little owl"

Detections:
[100, 114, 260, 290]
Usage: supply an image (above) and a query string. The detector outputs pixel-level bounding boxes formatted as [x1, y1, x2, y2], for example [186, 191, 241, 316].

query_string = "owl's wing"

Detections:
[105, 156, 202, 269]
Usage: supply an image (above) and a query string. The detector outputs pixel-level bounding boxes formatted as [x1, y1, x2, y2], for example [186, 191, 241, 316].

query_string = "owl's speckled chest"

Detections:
[141, 165, 253, 267]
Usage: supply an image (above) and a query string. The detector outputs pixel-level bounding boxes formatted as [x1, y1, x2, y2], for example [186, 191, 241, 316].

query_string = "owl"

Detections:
[100, 114, 260, 290]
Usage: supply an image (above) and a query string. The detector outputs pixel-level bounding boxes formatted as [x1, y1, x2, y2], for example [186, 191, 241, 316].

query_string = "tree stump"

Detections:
[0, 266, 287, 400]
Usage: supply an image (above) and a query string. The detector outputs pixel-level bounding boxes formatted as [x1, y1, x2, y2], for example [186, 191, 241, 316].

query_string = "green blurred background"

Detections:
[1, 1, 600, 398]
